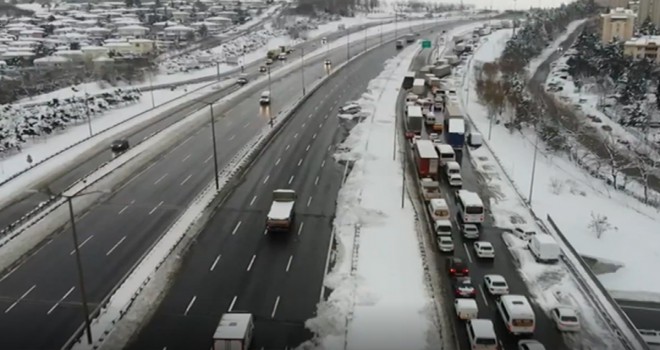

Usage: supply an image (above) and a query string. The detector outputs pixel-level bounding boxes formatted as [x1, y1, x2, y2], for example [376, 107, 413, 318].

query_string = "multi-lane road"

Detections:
[0, 17, 396, 229]
[0, 18, 468, 349]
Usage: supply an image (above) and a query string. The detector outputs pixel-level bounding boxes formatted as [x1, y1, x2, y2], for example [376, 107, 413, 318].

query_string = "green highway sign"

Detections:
[421, 40, 431, 48]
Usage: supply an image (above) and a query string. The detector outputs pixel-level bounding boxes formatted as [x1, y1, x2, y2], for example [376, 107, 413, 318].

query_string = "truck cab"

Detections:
[266, 189, 296, 232]
[212, 313, 254, 350]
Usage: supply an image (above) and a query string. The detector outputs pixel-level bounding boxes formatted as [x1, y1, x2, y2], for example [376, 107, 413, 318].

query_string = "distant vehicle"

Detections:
[278, 53, 287, 60]
[551, 307, 580, 332]
[448, 173, 462, 188]
[405, 34, 415, 43]
[518, 340, 546, 350]
[420, 178, 441, 202]
[259, 91, 271, 105]
[237, 74, 248, 85]
[324, 59, 332, 66]
[473, 241, 495, 259]
[453, 277, 476, 298]
[483, 274, 509, 295]
[110, 139, 129, 153]
[265, 58, 273, 65]
[447, 257, 469, 277]
[395, 40, 404, 49]
[437, 236, 454, 252]
[266, 189, 296, 232]
[339, 103, 361, 114]
[259, 66, 267, 73]
[212, 313, 254, 350]
[456, 190, 485, 224]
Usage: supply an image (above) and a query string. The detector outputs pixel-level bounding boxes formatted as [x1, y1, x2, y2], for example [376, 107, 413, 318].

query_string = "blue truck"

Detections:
[446, 118, 465, 150]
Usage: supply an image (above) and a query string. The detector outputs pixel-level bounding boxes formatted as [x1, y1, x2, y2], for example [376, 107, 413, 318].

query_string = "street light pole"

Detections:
[300, 47, 306, 96]
[363, 25, 367, 53]
[148, 73, 155, 108]
[346, 29, 350, 61]
[209, 104, 220, 191]
[66, 196, 93, 345]
[267, 67, 273, 127]
[84, 93, 92, 137]
[528, 134, 539, 205]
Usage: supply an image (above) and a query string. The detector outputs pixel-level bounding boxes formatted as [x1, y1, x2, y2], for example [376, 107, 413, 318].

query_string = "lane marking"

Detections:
[479, 285, 489, 306]
[228, 296, 237, 311]
[5, 284, 36, 313]
[47, 286, 75, 315]
[288, 176, 294, 185]
[184, 296, 197, 316]
[298, 222, 304, 236]
[263, 175, 270, 184]
[464, 243, 473, 263]
[232, 221, 242, 235]
[307, 196, 312, 207]
[271, 296, 280, 318]
[154, 174, 168, 185]
[210, 254, 222, 271]
[275, 158, 281, 166]
[118, 205, 129, 215]
[247, 255, 256, 271]
[180, 174, 193, 186]
[305, 145, 310, 152]
[243, 121, 251, 128]
[312, 133, 317, 140]
[148, 201, 164, 215]
[315, 106, 319, 111]
[0, 264, 21, 283]
[327, 145, 331, 152]
[285, 144, 290, 151]
[308, 114, 313, 119]
[297, 159, 303, 166]
[264, 229, 268, 235]
[182, 154, 191, 162]
[204, 154, 213, 164]
[249, 195, 257, 206]
[106, 236, 127, 256]
[293, 133, 298, 139]
[286, 256, 293, 272]
[321, 160, 326, 168]
[69, 235, 94, 256]
[229, 134, 236, 141]
[302, 122, 306, 128]
[324, 115, 328, 120]
[315, 176, 320, 186]
[620, 305, 660, 312]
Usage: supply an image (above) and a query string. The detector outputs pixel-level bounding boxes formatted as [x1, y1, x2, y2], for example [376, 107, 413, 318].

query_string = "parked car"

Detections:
[513, 226, 536, 241]
[473, 241, 495, 259]
[447, 257, 469, 277]
[453, 277, 476, 298]
[518, 340, 546, 350]
[483, 274, 509, 295]
[437, 236, 454, 252]
[461, 223, 480, 239]
[111, 139, 130, 153]
[551, 307, 581, 332]
[339, 103, 361, 114]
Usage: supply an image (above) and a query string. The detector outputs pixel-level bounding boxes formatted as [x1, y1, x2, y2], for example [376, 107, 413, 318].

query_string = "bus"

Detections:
[456, 189, 484, 224]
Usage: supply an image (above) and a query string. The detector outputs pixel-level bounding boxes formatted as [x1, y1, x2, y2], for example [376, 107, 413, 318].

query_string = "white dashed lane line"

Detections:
[47, 286, 74, 315]
[5, 285, 36, 314]
[69, 235, 94, 255]
[106, 236, 127, 256]
[210, 254, 221, 271]
[232, 221, 242, 235]
[184, 296, 197, 316]
[148, 201, 164, 215]
[297, 222, 304, 236]
[288, 176, 294, 185]
[247, 255, 256, 271]
[180, 174, 192, 186]
[249, 196, 257, 206]
[154, 174, 168, 185]
[263, 175, 270, 184]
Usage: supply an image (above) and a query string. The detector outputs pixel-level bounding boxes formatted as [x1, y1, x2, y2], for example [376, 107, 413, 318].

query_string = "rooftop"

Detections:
[625, 35, 660, 46]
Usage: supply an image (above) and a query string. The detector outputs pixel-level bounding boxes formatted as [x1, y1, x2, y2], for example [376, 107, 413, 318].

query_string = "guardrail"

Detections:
[546, 215, 649, 350]
[459, 55, 649, 350]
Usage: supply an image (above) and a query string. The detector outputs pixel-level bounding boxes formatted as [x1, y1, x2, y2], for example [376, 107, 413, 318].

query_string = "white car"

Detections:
[429, 133, 440, 141]
[462, 224, 479, 239]
[448, 173, 462, 187]
[518, 340, 546, 350]
[473, 241, 495, 258]
[339, 103, 361, 115]
[551, 307, 581, 332]
[483, 274, 509, 295]
[437, 236, 454, 252]
[513, 226, 536, 241]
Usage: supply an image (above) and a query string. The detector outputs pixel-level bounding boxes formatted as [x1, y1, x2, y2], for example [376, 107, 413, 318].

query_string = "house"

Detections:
[33, 55, 71, 67]
[206, 16, 233, 28]
[104, 41, 134, 56]
[163, 24, 194, 39]
[117, 24, 149, 38]
[128, 38, 156, 55]
[624, 35, 660, 62]
[81, 45, 110, 60]
[85, 26, 112, 39]
[601, 7, 636, 43]
[54, 49, 85, 63]
[171, 11, 190, 22]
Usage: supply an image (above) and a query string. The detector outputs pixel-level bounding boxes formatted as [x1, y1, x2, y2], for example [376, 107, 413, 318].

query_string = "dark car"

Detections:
[259, 66, 267, 73]
[237, 74, 248, 85]
[111, 139, 129, 153]
[453, 277, 476, 298]
[447, 257, 469, 277]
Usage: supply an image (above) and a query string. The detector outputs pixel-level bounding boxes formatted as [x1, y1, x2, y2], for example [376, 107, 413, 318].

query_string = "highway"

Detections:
[0, 17, 397, 232]
[0, 19, 468, 349]
[617, 300, 660, 331]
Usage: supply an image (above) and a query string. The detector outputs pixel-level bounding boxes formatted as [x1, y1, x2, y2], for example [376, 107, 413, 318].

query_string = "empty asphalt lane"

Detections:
[618, 300, 660, 331]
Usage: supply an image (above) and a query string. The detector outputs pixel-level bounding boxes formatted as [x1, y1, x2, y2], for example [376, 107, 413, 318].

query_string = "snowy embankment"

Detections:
[526, 18, 588, 76]
[304, 43, 435, 350]
[460, 28, 645, 348]
[466, 29, 660, 302]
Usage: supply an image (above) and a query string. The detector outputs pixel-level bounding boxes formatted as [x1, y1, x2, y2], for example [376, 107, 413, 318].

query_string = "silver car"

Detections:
[437, 236, 454, 252]
[462, 224, 479, 239]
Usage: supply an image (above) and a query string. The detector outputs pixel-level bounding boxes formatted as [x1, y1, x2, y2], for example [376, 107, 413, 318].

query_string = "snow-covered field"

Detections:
[463, 28, 660, 301]
[305, 43, 436, 350]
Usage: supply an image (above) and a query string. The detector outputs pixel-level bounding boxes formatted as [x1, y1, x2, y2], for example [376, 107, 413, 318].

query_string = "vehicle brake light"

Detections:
[450, 268, 455, 273]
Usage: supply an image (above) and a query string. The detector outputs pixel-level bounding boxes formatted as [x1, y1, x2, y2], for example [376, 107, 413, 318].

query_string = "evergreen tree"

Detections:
[655, 80, 660, 109]
[639, 16, 658, 35]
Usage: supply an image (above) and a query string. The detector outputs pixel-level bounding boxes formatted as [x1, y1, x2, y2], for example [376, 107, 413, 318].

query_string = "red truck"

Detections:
[413, 139, 439, 178]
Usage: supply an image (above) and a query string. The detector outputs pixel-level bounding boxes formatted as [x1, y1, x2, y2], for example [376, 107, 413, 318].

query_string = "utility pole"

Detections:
[84, 92, 92, 137]
[301, 47, 306, 96]
[346, 29, 350, 61]
[528, 133, 539, 205]
[209, 104, 220, 191]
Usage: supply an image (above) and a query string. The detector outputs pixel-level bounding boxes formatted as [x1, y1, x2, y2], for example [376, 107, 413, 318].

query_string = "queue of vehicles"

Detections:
[402, 57, 575, 350]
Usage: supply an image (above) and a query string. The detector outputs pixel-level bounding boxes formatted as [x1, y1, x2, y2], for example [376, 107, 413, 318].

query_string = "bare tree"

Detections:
[588, 212, 612, 239]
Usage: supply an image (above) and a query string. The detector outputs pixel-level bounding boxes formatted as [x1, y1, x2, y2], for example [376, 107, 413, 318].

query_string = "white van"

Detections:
[466, 319, 498, 350]
[435, 143, 455, 164]
[455, 299, 478, 320]
[445, 161, 460, 177]
[428, 198, 450, 221]
[496, 295, 535, 335]
[434, 219, 452, 236]
[259, 91, 271, 105]
[528, 234, 560, 263]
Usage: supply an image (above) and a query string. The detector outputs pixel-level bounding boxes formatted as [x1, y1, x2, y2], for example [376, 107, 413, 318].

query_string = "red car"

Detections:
[447, 257, 469, 277]
[453, 277, 476, 298]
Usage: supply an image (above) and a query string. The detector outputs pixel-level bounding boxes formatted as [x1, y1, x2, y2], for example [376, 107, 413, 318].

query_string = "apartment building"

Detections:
[601, 7, 637, 42]
[624, 35, 660, 62]
[639, 0, 660, 27]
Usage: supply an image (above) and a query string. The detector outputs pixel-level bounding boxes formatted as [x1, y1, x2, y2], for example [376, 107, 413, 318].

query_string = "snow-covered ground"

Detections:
[305, 43, 436, 350]
[463, 28, 660, 302]
[527, 19, 588, 76]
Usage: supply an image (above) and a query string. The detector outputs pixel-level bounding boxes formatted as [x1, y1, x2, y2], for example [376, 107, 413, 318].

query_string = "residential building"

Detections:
[601, 7, 636, 42]
[624, 35, 660, 63]
[630, 1, 641, 14]
[639, 0, 660, 27]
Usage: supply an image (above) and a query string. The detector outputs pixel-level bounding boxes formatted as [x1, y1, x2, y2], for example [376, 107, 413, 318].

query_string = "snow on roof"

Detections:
[118, 24, 149, 31]
[1, 51, 35, 57]
[86, 27, 111, 33]
[164, 25, 194, 32]
[625, 35, 660, 47]
[457, 190, 482, 207]
[129, 38, 154, 43]
[104, 42, 132, 48]
[93, 56, 114, 62]
[207, 16, 232, 21]
[34, 56, 70, 63]
[448, 118, 465, 133]
[81, 45, 109, 51]
[415, 139, 438, 159]
[213, 313, 252, 340]
[55, 49, 84, 56]
[268, 200, 294, 220]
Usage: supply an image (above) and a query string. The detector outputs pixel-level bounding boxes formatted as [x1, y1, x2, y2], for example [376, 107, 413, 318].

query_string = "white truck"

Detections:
[212, 313, 254, 350]
[528, 234, 560, 263]
[420, 178, 442, 202]
[412, 78, 425, 96]
[266, 189, 296, 232]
